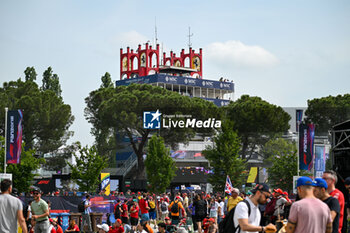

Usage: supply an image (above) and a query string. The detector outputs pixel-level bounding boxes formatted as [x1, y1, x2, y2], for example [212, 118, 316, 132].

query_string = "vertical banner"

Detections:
[314, 145, 326, 178]
[295, 109, 303, 132]
[6, 110, 23, 164]
[247, 167, 258, 183]
[299, 123, 315, 171]
[100, 173, 110, 196]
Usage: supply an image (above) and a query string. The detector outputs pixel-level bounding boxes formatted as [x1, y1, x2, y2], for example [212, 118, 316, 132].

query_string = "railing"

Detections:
[115, 152, 138, 177]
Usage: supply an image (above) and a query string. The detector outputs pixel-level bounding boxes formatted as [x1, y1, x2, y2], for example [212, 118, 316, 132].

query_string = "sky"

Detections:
[1, 0, 349, 146]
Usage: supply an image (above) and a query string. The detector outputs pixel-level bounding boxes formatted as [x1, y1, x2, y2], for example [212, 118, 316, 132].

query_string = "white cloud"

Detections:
[205, 40, 278, 69]
[118, 31, 150, 50]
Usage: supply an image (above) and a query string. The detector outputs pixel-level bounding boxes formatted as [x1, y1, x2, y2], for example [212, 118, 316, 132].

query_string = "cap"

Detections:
[273, 188, 283, 194]
[165, 216, 170, 220]
[176, 196, 181, 199]
[252, 183, 271, 194]
[345, 177, 350, 185]
[208, 218, 215, 222]
[314, 178, 328, 189]
[51, 217, 58, 222]
[296, 176, 315, 188]
[116, 219, 122, 224]
[232, 188, 240, 194]
[282, 191, 288, 196]
[97, 223, 109, 232]
[133, 199, 137, 202]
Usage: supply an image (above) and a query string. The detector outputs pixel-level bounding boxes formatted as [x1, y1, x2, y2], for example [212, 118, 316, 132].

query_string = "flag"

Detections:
[225, 175, 233, 194]
[299, 123, 315, 171]
[296, 109, 303, 132]
[6, 110, 23, 164]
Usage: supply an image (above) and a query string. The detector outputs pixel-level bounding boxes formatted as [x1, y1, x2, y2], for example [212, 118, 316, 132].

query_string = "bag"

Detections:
[264, 197, 277, 216]
[78, 200, 85, 213]
[219, 199, 250, 233]
[171, 201, 179, 214]
[23, 204, 29, 219]
[161, 202, 168, 212]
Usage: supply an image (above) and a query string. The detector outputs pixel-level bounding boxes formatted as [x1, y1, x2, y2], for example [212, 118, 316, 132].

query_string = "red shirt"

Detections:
[67, 224, 80, 232]
[109, 226, 124, 233]
[55, 225, 63, 233]
[330, 189, 344, 233]
[121, 203, 128, 217]
[139, 198, 149, 214]
[130, 205, 139, 218]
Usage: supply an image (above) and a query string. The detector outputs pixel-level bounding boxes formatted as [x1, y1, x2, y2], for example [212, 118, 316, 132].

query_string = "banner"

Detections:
[296, 109, 303, 132]
[6, 110, 23, 164]
[247, 167, 258, 183]
[100, 173, 110, 196]
[299, 123, 315, 171]
[314, 145, 328, 178]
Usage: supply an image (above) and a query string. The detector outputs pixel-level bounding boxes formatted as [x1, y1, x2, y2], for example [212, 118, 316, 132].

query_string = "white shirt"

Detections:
[219, 201, 225, 216]
[233, 197, 261, 233]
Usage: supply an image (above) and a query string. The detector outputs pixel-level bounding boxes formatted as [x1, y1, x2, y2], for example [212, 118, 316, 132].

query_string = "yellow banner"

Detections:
[247, 167, 258, 183]
[100, 173, 110, 196]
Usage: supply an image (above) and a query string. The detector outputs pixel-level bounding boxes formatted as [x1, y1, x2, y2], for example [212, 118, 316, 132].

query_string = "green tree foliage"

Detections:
[225, 95, 290, 160]
[85, 83, 221, 178]
[0, 69, 74, 154]
[305, 94, 350, 135]
[42, 67, 62, 97]
[0, 137, 45, 193]
[68, 143, 108, 193]
[145, 135, 176, 193]
[203, 120, 246, 191]
[24, 67, 37, 82]
[264, 138, 310, 192]
[101, 72, 113, 88]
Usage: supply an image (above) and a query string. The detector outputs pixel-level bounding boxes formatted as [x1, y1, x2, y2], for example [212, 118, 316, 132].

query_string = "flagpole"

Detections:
[4, 107, 8, 174]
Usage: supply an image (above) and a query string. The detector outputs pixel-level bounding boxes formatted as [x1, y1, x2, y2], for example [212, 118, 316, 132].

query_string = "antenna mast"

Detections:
[155, 17, 158, 46]
[187, 27, 193, 50]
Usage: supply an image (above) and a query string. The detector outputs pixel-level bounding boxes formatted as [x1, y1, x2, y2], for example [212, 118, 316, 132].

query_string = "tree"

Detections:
[202, 120, 246, 191]
[0, 137, 45, 193]
[305, 94, 350, 135]
[145, 135, 176, 193]
[264, 138, 310, 192]
[85, 83, 221, 178]
[24, 67, 37, 82]
[0, 70, 74, 154]
[68, 143, 108, 193]
[42, 67, 62, 97]
[101, 72, 113, 88]
[225, 95, 290, 161]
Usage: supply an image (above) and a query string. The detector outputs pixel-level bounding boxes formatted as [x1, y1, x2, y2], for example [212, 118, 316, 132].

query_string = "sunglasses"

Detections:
[33, 192, 40, 195]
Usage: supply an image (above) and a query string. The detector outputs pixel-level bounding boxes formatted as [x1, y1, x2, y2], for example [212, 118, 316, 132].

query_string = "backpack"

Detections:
[219, 199, 250, 233]
[264, 197, 277, 216]
[171, 201, 179, 214]
[78, 200, 85, 213]
[23, 204, 29, 219]
[161, 202, 168, 212]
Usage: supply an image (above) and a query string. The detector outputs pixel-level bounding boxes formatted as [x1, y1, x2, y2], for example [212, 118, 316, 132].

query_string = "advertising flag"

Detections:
[6, 110, 23, 164]
[100, 173, 110, 196]
[299, 123, 315, 171]
[296, 109, 303, 132]
[225, 175, 233, 194]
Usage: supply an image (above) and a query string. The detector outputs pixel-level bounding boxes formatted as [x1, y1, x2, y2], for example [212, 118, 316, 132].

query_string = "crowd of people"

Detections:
[0, 169, 349, 233]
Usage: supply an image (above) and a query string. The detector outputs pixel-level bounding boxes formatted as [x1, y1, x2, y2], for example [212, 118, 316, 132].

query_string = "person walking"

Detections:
[286, 176, 332, 233]
[31, 188, 50, 233]
[314, 178, 341, 233]
[82, 194, 93, 232]
[227, 188, 243, 212]
[0, 179, 28, 233]
[169, 196, 186, 226]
